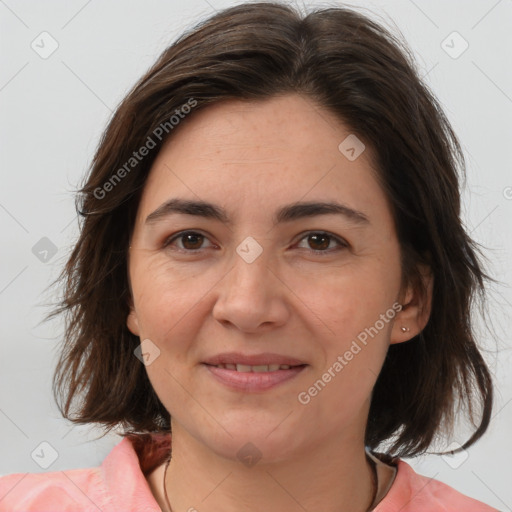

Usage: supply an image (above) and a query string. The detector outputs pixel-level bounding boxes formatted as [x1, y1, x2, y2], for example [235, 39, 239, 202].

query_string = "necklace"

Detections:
[162, 453, 378, 512]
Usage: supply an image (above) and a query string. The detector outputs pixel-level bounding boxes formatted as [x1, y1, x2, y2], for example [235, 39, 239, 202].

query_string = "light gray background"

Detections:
[0, 0, 511, 509]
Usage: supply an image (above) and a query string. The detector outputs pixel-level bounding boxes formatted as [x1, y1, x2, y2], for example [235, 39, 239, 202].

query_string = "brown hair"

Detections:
[50, 1, 494, 457]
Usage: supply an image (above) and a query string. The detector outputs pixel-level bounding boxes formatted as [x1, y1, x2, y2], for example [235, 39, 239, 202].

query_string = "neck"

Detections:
[161, 422, 375, 512]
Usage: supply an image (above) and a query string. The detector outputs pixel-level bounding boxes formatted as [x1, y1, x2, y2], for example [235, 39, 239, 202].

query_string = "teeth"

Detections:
[252, 365, 269, 372]
[212, 363, 297, 372]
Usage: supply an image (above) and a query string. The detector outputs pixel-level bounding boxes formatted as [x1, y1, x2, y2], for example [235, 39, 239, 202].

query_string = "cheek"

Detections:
[129, 259, 209, 415]
[297, 275, 397, 428]
[130, 256, 206, 329]
[297, 260, 398, 342]
[297, 258, 400, 409]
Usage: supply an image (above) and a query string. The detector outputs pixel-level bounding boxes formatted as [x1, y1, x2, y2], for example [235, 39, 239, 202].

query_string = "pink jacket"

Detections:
[0, 434, 498, 511]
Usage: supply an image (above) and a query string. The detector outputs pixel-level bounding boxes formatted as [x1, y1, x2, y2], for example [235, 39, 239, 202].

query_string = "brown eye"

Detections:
[180, 233, 204, 250]
[296, 231, 347, 255]
[307, 233, 330, 250]
[163, 231, 213, 252]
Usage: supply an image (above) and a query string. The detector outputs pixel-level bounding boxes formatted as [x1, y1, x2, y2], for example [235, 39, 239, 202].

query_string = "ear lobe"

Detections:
[390, 265, 433, 344]
[127, 308, 140, 336]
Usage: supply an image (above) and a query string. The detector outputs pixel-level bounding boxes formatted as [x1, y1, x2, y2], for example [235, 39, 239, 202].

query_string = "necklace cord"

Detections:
[163, 457, 172, 512]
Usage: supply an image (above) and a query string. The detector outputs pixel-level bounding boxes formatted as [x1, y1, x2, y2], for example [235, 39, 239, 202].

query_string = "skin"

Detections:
[127, 94, 432, 512]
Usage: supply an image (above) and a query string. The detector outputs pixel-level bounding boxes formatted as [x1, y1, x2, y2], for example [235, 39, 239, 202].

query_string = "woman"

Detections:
[0, 2, 499, 511]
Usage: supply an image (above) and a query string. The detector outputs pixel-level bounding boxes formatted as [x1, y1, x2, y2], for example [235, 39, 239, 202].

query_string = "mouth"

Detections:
[204, 363, 306, 372]
[202, 352, 307, 367]
[201, 354, 308, 391]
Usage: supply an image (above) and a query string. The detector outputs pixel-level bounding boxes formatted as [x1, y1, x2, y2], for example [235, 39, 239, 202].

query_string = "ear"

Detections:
[127, 298, 141, 337]
[125, 255, 140, 336]
[390, 264, 433, 344]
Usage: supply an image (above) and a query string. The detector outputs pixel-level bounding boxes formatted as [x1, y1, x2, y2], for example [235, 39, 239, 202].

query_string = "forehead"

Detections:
[137, 94, 391, 228]
[160, 94, 362, 165]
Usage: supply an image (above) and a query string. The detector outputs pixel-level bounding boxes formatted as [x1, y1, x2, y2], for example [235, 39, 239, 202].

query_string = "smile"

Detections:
[208, 363, 302, 372]
[203, 363, 308, 391]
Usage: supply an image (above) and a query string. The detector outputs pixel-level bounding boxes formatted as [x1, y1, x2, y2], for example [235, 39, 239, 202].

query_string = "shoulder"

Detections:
[0, 434, 170, 512]
[0, 466, 105, 511]
[375, 458, 499, 512]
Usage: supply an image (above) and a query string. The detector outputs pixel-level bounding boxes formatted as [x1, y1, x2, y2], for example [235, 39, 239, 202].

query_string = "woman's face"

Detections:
[127, 94, 428, 462]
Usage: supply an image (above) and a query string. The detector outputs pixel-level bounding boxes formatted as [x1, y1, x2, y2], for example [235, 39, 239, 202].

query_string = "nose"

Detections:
[211, 241, 290, 333]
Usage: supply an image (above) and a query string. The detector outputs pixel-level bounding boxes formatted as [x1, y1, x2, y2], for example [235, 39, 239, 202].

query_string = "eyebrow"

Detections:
[145, 198, 370, 227]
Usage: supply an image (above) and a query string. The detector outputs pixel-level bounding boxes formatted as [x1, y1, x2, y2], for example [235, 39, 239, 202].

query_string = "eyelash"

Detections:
[162, 230, 348, 256]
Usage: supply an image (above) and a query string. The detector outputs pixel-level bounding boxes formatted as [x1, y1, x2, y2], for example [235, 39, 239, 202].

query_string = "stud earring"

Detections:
[401, 326, 409, 332]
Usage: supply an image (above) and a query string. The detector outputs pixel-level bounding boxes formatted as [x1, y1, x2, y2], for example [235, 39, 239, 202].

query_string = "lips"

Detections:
[202, 352, 307, 367]
[201, 352, 308, 392]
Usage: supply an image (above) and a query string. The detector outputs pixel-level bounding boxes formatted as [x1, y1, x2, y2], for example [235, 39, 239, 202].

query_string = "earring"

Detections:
[401, 326, 409, 332]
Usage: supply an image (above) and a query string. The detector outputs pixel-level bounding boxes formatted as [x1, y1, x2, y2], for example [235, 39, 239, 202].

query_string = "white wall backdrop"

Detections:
[0, 0, 511, 509]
